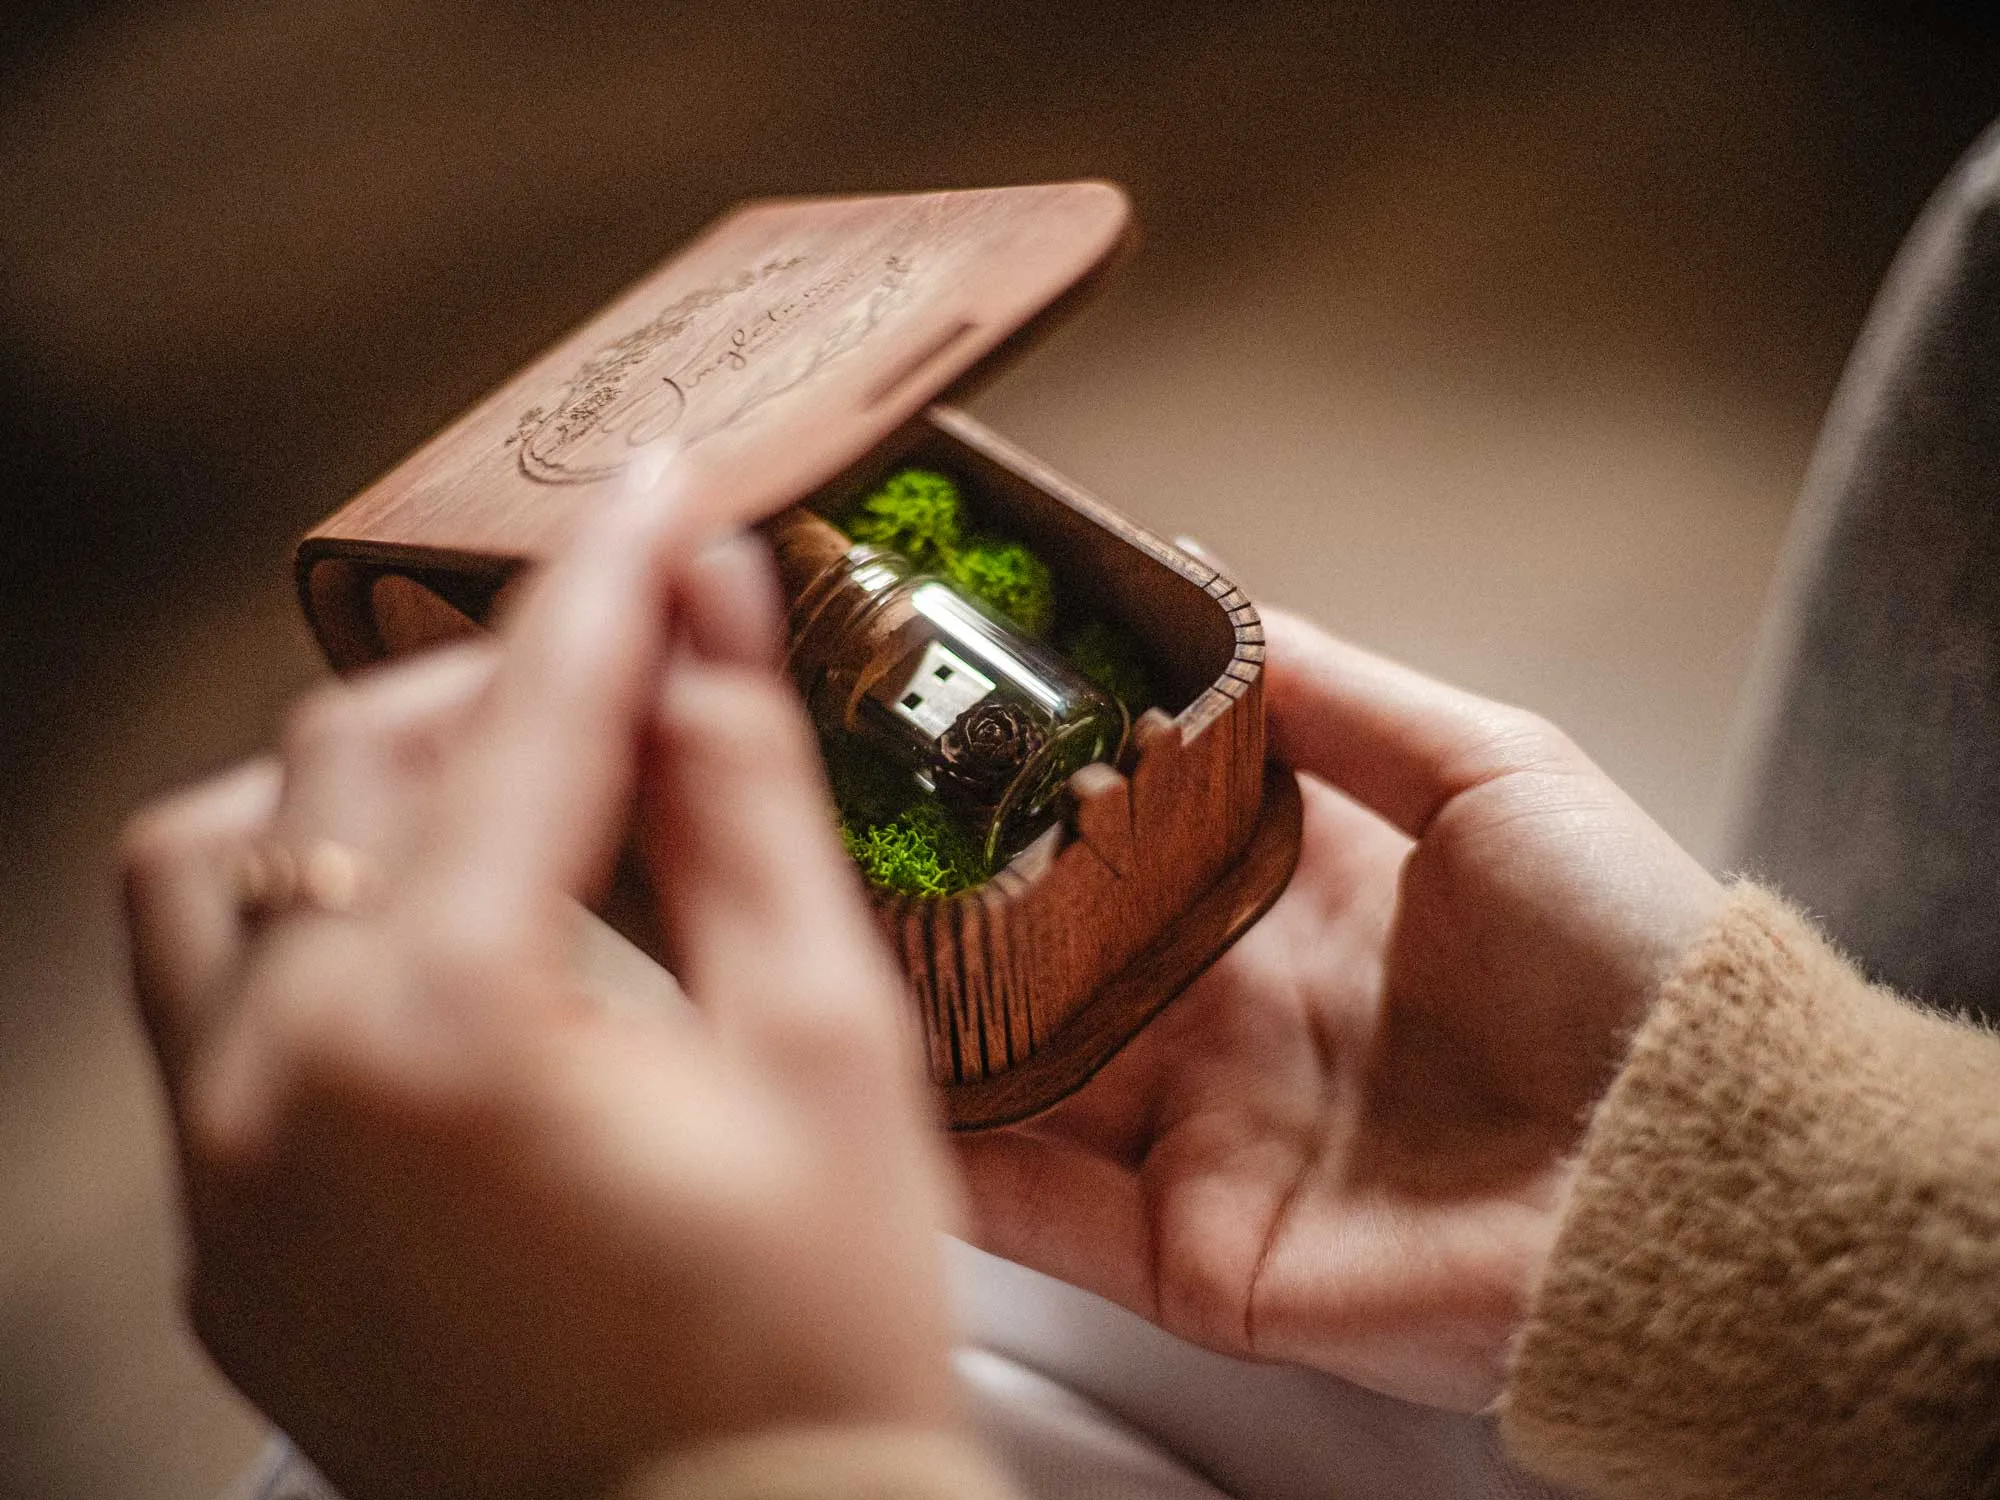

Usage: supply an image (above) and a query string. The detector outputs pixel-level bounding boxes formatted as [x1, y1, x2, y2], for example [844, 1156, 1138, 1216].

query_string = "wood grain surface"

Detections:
[850, 406, 1288, 1119]
[302, 183, 1130, 580]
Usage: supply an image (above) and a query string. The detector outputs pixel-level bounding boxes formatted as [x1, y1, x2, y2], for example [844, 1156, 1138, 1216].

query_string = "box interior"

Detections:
[805, 407, 1240, 718]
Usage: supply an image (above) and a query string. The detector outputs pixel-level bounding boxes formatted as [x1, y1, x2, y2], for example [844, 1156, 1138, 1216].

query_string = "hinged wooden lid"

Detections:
[304, 183, 1132, 566]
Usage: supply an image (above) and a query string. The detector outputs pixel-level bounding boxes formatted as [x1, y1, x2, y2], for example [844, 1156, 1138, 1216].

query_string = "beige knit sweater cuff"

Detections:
[1500, 884, 2000, 1499]
[613, 1425, 1022, 1500]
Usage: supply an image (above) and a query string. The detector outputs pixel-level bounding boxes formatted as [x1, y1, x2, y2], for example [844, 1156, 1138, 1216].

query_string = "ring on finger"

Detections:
[233, 838, 376, 921]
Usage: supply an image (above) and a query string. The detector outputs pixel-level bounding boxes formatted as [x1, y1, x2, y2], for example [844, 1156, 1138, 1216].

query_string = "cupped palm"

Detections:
[957, 609, 1721, 1410]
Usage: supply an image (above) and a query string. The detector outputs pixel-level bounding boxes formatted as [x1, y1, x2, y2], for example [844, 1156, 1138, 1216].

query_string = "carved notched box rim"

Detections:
[292, 183, 1303, 1130]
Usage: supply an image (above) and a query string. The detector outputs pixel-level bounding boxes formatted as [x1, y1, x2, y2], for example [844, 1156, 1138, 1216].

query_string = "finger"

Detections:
[339, 637, 497, 739]
[642, 634, 910, 1094]
[675, 531, 785, 671]
[271, 642, 497, 856]
[429, 462, 693, 937]
[1262, 608, 1579, 839]
[120, 759, 282, 1081]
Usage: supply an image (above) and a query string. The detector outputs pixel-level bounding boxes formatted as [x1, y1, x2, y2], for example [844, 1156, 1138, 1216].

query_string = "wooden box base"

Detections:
[943, 763, 1299, 1129]
[293, 185, 1301, 1128]
[299, 403, 1301, 1127]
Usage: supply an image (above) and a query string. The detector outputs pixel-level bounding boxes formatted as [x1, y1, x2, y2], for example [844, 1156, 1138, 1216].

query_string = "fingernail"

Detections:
[607, 446, 689, 533]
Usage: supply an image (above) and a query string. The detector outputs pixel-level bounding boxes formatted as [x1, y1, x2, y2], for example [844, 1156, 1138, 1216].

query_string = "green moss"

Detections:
[822, 732, 989, 897]
[844, 469, 1054, 634]
[1060, 616, 1155, 714]
[844, 469, 963, 572]
[946, 541, 1055, 637]
[841, 800, 989, 897]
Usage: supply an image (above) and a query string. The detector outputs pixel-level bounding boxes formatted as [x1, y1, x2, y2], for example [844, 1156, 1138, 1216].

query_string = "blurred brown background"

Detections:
[5, 3, 1999, 1497]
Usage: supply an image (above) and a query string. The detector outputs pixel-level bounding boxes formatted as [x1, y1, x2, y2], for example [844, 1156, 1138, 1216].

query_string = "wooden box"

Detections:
[297, 184, 1301, 1128]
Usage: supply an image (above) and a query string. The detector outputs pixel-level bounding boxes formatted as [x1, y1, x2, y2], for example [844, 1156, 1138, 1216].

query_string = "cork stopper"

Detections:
[758, 506, 856, 604]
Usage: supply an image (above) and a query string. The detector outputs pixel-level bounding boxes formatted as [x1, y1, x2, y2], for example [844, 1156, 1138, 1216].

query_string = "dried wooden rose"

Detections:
[933, 701, 1048, 810]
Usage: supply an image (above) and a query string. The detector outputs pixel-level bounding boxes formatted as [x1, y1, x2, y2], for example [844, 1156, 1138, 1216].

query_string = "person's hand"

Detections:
[958, 606, 1724, 1411]
[119, 483, 962, 1500]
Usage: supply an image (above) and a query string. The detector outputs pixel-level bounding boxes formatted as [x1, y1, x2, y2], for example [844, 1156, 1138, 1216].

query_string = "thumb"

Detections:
[1263, 607, 1570, 839]
[640, 536, 917, 1100]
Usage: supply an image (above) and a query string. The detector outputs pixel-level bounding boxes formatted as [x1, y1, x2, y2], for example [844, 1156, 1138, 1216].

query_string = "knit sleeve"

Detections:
[614, 1425, 1025, 1500]
[1500, 884, 2000, 1500]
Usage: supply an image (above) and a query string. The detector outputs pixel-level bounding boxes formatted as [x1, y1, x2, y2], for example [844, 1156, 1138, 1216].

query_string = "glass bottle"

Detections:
[761, 506, 1128, 868]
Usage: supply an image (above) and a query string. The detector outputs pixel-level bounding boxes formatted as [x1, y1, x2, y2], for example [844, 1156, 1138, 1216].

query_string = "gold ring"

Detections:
[234, 839, 374, 920]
